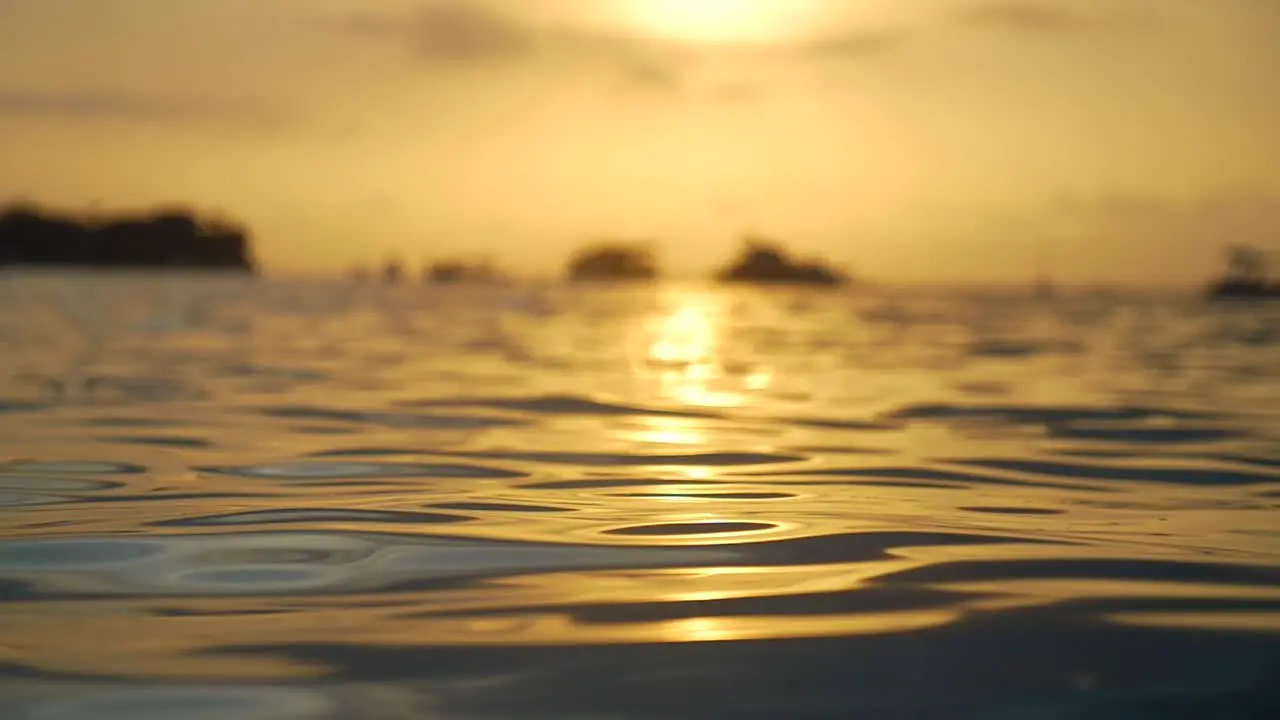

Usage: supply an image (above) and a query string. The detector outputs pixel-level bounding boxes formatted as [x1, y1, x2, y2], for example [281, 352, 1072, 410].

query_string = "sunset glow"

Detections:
[620, 0, 818, 43]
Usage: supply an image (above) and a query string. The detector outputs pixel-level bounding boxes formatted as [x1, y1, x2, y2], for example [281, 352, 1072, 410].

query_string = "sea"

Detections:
[0, 273, 1277, 719]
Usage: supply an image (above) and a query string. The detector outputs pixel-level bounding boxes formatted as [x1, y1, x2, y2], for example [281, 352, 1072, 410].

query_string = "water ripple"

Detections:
[196, 461, 526, 480]
[444, 450, 806, 467]
[951, 459, 1280, 486]
[0, 280, 1277, 715]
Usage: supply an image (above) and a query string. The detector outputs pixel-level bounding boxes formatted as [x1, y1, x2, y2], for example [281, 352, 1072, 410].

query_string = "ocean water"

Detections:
[0, 273, 1277, 719]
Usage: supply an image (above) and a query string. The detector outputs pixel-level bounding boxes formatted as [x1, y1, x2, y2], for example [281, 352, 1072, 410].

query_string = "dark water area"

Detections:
[0, 274, 1277, 718]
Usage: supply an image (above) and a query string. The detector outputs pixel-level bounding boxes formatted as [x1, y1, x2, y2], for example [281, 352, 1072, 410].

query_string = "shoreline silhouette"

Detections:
[566, 242, 658, 282]
[1207, 245, 1279, 300]
[716, 237, 849, 287]
[0, 203, 255, 272]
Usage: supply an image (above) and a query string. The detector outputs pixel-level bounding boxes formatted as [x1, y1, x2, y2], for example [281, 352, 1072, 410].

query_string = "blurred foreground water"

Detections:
[0, 273, 1277, 718]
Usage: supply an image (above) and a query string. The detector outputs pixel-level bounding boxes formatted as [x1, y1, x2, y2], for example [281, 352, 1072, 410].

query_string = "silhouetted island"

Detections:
[0, 203, 255, 272]
[716, 238, 849, 286]
[426, 257, 504, 284]
[567, 242, 658, 281]
[1207, 245, 1279, 300]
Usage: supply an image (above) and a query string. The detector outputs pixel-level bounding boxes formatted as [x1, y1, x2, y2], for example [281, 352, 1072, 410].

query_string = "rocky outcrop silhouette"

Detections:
[716, 238, 848, 286]
[567, 242, 658, 281]
[0, 204, 255, 272]
[1207, 245, 1279, 300]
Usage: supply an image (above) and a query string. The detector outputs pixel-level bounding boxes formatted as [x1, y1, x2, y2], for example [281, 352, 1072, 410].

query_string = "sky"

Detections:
[0, 0, 1277, 284]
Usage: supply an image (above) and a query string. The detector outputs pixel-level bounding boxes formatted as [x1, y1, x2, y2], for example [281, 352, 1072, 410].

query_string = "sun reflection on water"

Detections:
[639, 290, 771, 409]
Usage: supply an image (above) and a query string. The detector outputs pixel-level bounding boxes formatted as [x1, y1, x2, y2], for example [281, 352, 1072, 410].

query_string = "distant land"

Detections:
[0, 203, 255, 272]
[566, 242, 659, 282]
[716, 238, 849, 286]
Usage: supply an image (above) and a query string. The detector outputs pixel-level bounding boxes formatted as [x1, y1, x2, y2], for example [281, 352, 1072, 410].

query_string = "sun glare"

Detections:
[622, 0, 816, 43]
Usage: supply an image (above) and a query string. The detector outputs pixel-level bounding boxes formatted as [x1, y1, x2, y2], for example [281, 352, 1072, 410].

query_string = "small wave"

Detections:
[520, 478, 724, 491]
[399, 394, 720, 419]
[604, 521, 779, 537]
[152, 509, 476, 527]
[0, 475, 123, 492]
[877, 558, 1280, 587]
[745, 466, 1109, 491]
[195, 461, 527, 480]
[427, 502, 572, 513]
[0, 461, 145, 475]
[885, 403, 1218, 427]
[951, 459, 1280, 487]
[960, 506, 1065, 516]
[0, 492, 77, 507]
[260, 405, 523, 430]
[0, 532, 740, 597]
[1051, 425, 1240, 445]
[617, 491, 797, 500]
[442, 450, 805, 467]
[0, 399, 46, 414]
[102, 435, 212, 449]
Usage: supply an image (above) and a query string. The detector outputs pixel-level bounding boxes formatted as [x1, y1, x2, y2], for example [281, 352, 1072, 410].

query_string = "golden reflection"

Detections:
[639, 290, 769, 409]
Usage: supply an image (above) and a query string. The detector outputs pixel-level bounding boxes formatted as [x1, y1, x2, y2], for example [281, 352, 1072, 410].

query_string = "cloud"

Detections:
[962, 2, 1083, 31]
[958, 1, 1149, 34]
[0, 88, 277, 127]
[803, 30, 908, 59]
[344, 2, 533, 62]
[344, 1, 699, 93]
[1059, 187, 1280, 251]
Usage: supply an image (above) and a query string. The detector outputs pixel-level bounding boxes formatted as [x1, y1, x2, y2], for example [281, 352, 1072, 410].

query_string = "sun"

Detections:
[621, 0, 815, 44]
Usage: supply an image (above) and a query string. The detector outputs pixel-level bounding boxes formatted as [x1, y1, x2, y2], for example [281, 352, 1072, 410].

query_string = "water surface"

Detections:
[0, 275, 1277, 718]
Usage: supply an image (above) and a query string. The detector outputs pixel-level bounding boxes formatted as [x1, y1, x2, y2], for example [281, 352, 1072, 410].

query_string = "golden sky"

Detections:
[1, 0, 1277, 283]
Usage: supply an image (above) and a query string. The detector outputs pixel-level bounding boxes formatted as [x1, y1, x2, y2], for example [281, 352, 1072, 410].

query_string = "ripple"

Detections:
[0, 532, 740, 597]
[952, 459, 1280, 487]
[619, 491, 797, 500]
[787, 418, 896, 431]
[960, 506, 1065, 516]
[79, 417, 182, 428]
[152, 509, 476, 527]
[0, 461, 145, 475]
[261, 405, 523, 430]
[196, 461, 526, 480]
[0, 399, 45, 414]
[308, 448, 428, 458]
[449, 450, 805, 467]
[878, 558, 1280, 587]
[0, 492, 75, 507]
[402, 394, 719, 419]
[521, 478, 724, 491]
[13, 686, 334, 720]
[605, 521, 779, 537]
[1051, 425, 1240, 444]
[427, 502, 571, 513]
[0, 475, 122, 492]
[886, 403, 1217, 427]
[0, 539, 161, 568]
[103, 435, 212, 449]
[755, 466, 1107, 491]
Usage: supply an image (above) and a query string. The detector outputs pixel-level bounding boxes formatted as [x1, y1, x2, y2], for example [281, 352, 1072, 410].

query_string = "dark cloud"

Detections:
[345, 2, 533, 62]
[345, 1, 697, 93]
[0, 88, 276, 127]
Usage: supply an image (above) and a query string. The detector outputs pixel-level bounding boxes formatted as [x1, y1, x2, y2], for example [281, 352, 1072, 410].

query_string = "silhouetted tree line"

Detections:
[1207, 244, 1278, 299]
[567, 241, 659, 281]
[564, 236, 848, 286]
[0, 203, 255, 272]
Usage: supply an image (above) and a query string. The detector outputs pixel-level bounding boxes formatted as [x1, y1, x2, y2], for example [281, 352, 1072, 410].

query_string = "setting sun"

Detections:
[621, 0, 817, 43]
